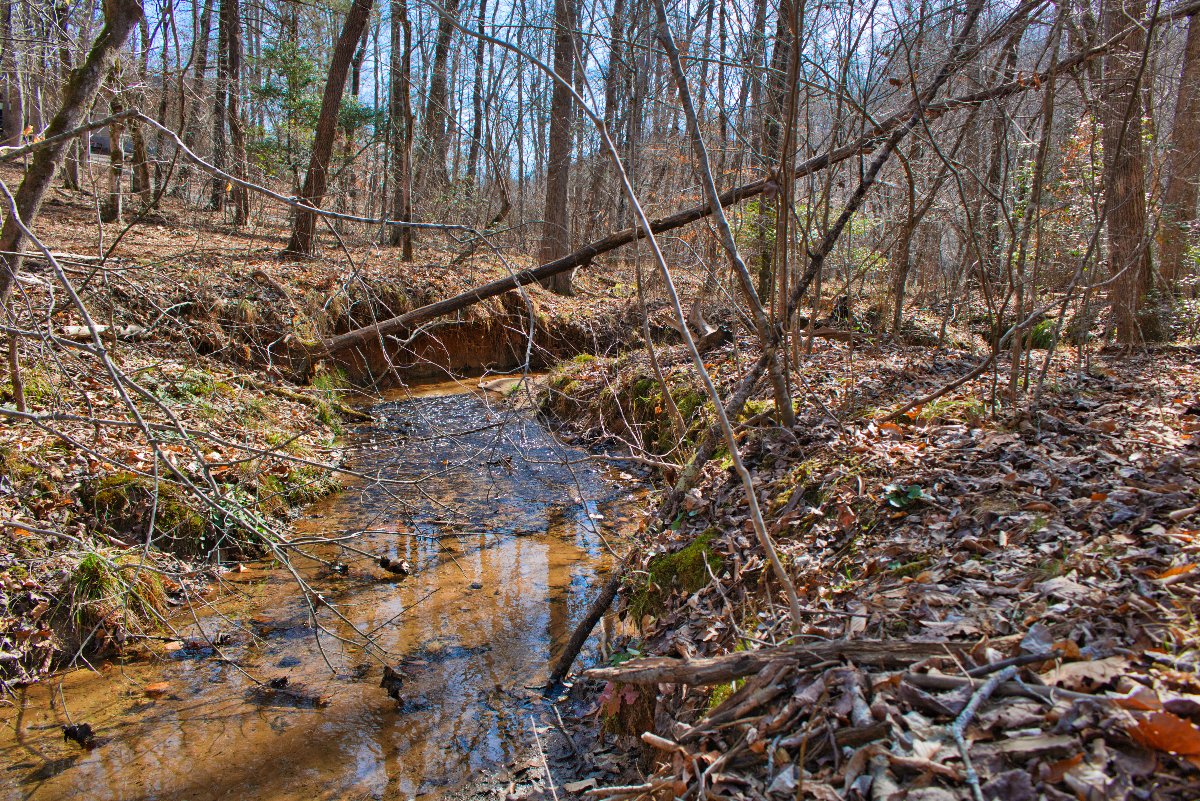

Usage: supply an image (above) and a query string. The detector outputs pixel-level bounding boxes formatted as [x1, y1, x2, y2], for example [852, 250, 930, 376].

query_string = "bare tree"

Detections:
[388, 0, 415, 259]
[0, 0, 145, 301]
[284, 0, 376, 257]
[1160, 10, 1200, 295]
[538, 0, 577, 295]
[1100, 0, 1156, 343]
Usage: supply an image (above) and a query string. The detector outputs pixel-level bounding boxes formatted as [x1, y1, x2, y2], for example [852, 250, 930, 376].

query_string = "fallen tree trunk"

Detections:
[585, 639, 966, 686]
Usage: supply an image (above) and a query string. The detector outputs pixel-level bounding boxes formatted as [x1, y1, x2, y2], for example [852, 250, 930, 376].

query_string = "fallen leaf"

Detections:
[1041, 656, 1129, 691]
[1128, 712, 1200, 762]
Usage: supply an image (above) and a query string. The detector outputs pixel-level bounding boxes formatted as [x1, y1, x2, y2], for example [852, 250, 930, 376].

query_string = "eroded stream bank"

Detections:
[2, 378, 648, 800]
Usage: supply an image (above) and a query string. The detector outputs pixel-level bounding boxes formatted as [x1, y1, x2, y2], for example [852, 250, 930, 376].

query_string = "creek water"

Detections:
[1, 379, 646, 801]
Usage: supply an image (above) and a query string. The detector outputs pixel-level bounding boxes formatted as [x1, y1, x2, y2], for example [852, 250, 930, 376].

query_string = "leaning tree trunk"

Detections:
[1100, 0, 1157, 343]
[537, 0, 577, 295]
[0, 0, 144, 302]
[1159, 10, 1200, 296]
[284, 0, 375, 257]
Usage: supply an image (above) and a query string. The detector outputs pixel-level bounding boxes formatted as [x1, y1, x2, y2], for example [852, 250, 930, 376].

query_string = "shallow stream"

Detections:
[1, 379, 646, 800]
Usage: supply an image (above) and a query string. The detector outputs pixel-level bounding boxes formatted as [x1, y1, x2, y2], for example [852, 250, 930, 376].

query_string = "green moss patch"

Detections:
[82, 472, 211, 557]
[628, 531, 722, 621]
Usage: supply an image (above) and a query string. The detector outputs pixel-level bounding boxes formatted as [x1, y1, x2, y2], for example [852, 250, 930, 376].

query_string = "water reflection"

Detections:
[1, 381, 644, 801]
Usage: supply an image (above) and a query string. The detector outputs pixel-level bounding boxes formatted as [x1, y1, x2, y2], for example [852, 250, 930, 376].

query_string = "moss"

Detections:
[255, 474, 288, 517]
[672, 387, 705, 422]
[231, 298, 258, 325]
[917, 396, 987, 426]
[244, 396, 272, 421]
[67, 551, 167, 638]
[310, 365, 349, 395]
[2, 365, 58, 406]
[157, 368, 218, 402]
[282, 466, 341, 506]
[83, 472, 211, 557]
[707, 677, 746, 713]
[738, 398, 774, 421]
[628, 531, 722, 621]
[571, 353, 596, 365]
[0, 445, 37, 483]
[1027, 318, 1056, 349]
[309, 366, 349, 433]
[631, 377, 656, 402]
[887, 557, 931, 578]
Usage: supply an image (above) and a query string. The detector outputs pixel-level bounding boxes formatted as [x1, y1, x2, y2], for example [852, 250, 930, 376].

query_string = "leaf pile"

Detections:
[548, 341, 1200, 799]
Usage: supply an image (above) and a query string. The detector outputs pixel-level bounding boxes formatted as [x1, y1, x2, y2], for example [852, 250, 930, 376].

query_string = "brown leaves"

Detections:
[1127, 712, 1200, 767]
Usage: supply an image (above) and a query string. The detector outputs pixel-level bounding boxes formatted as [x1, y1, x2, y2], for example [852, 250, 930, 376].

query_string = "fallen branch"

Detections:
[586, 640, 964, 686]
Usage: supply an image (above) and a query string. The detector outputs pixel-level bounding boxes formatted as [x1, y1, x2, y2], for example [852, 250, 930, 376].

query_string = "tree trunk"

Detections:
[387, 0, 415, 259]
[1100, 0, 1157, 343]
[223, 0, 249, 225]
[465, 0, 488, 184]
[418, 0, 460, 192]
[1, 0, 24, 148]
[283, 0, 375, 257]
[177, 0, 213, 198]
[102, 109, 125, 223]
[538, 0, 577, 295]
[52, 1, 81, 191]
[209, 0, 228, 211]
[128, 16, 153, 206]
[1159, 11, 1200, 296]
[0, 0, 143, 302]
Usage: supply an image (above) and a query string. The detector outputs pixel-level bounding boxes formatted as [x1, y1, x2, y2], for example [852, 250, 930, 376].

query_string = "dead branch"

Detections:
[585, 639, 965, 686]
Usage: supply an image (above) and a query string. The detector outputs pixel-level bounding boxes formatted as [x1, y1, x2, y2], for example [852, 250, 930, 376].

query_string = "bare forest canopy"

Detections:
[2, 0, 1200, 356]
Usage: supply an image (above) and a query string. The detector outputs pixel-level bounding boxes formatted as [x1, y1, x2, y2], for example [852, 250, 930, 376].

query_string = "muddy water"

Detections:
[1, 379, 646, 801]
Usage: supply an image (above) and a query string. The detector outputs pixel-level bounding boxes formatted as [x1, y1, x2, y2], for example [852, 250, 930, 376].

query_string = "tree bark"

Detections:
[1, 1, 24, 148]
[537, 0, 577, 295]
[52, 1, 81, 191]
[284, 0, 375, 257]
[1160, 11, 1200, 295]
[1100, 0, 1157, 343]
[209, 0, 229, 211]
[0, 0, 144, 302]
[176, 0, 213, 198]
[387, 0, 415, 259]
[418, 0, 460, 192]
[222, 0, 249, 225]
[465, 0, 488, 184]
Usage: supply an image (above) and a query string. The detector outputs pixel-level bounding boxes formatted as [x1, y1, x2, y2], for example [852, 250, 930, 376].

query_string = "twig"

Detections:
[950, 665, 1018, 801]
[530, 715, 559, 801]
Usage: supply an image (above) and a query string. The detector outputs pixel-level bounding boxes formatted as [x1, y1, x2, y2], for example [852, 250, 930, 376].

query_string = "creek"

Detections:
[1, 378, 647, 800]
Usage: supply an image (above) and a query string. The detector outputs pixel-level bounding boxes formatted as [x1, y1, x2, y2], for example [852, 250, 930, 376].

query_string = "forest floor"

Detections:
[536, 335, 1200, 800]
